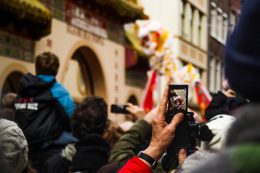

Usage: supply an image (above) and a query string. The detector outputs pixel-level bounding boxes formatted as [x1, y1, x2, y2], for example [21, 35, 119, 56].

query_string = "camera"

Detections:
[111, 104, 129, 114]
[162, 85, 213, 171]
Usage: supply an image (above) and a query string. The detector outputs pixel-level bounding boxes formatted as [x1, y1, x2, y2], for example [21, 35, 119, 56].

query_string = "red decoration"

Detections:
[142, 70, 157, 113]
[194, 81, 212, 118]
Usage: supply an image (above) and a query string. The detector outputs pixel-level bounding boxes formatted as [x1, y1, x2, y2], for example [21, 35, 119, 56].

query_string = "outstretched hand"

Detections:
[126, 103, 145, 120]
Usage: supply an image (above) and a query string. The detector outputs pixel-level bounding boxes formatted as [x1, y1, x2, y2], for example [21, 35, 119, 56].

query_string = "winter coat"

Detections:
[191, 144, 260, 173]
[42, 134, 110, 173]
[118, 156, 152, 173]
[15, 73, 71, 148]
[110, 119, 152, 165]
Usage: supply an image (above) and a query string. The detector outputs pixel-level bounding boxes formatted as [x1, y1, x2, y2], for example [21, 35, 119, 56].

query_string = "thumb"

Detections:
[178, 148, 187, 165]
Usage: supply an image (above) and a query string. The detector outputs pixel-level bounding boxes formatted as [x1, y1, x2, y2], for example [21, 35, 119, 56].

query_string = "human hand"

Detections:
[223, 89, 236, 98]
[178, 149, 187, 165]
[126, 103, 145, 120]
[143, 85, 184, 161]
[144, 107, 159, 124]
[188, 108, 205, 123]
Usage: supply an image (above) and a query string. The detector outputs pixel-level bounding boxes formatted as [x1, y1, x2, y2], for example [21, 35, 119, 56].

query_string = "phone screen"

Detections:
[166, 85, 188, 123]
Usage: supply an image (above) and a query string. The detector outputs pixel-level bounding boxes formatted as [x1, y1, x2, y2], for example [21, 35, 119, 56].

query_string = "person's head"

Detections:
[0, 108, 15, 121]
[103, 120, 125, 148]
[224, 0, 260, 102]
[71, 96, 108, 139]
[226, 104, 260, 147]
[0, 119, 28, 173]
[2, 92, 17, 109]
[35, 52, 60, 76]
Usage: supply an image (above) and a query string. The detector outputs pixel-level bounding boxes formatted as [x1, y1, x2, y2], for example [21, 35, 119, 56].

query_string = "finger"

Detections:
[146, 107, 158, 117]
[168, 113, 184, 131]
[126, 103, 134, 107]
[126, 106, 135, 114]
[158, 85, 169, 118]
[178, 148, 187, 165]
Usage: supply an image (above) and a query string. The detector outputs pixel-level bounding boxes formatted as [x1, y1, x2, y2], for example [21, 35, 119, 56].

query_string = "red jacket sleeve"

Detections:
[118, 156, 152, 173]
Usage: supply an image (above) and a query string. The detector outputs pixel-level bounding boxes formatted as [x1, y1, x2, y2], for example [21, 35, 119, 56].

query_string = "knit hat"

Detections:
[0, 119, 28, 172]
[206, 114, 235, 150]
[224, 0, 260, 101]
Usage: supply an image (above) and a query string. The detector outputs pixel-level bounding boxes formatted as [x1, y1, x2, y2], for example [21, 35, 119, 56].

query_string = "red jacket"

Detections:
[119, 156, 152, 173]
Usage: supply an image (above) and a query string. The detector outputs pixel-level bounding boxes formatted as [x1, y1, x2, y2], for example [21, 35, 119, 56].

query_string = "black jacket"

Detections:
[205, 91, 248, 120]
[42, 134, 110, 173]
[15, 73, 70, 149]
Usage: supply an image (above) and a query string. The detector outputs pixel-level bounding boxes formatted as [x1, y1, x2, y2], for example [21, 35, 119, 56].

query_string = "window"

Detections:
[192, 10, 200, 46]
[200, 15, 207, 49]
[217, 8, 223, 42]
[184, 3, 192, 41]
[210, 3, 217, 37]
[209, 58, 216, 92]
[180, 0, 184, 36]
[230, 12, 236, 31]
[216, 61, 222, 91]
[223, 14, 228, 43]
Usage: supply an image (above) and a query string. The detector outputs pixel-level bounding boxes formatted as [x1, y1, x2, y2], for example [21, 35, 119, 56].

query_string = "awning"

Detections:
[95, 0, 148, 20]
[0, 0, 52, 39]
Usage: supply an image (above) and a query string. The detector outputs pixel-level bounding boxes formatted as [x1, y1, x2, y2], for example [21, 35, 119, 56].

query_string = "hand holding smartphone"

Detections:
[162, 84, 190, 171]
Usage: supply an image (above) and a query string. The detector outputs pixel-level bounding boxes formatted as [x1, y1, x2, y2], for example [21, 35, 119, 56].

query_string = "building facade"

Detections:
[0, 0, 148, 122]
[208, 0, 229, 93]
[207, 0, 241, 93]
[141, 0, 208, 106]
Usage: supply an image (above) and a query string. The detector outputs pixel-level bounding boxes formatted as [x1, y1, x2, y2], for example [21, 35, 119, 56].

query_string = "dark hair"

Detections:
[2, 92, 17, 109]
[71, 96, 108, 139]
[103, 120, 124, 148]
[0, 109, 15, 122]
[35, 52, 60, 76]
[226, 104, 260, 146]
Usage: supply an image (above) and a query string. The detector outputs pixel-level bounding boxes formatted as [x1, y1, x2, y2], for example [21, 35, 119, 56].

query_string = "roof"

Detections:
[95, 0, 148, 20]
[0, 0, 52, 39]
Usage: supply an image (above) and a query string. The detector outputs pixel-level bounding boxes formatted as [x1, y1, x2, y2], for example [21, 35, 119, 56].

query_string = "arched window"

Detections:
[2, 71, 24, 95]
[184, 3, 192, 41]
[192, 10, 200, 46]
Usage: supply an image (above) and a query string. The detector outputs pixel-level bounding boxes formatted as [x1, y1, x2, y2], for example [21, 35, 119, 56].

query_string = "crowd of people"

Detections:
[0, 0, 259, 172]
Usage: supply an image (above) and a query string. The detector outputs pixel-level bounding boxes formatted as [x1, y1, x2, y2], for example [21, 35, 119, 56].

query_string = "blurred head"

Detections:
[35, 52, 60, 76]
[71, 96, 108, 138]
[2, 92, 17, 109]
[0, 119, 28, 173]
[226, 104, 260, 147]
[224, 0, 260, 102]
[103, 120, 125, 148]
[0, 109, 15, 121]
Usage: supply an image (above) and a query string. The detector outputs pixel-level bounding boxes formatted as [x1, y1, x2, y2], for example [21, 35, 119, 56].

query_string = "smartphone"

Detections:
[166, 84, 188, 123]
[111, 104, 129, 114]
